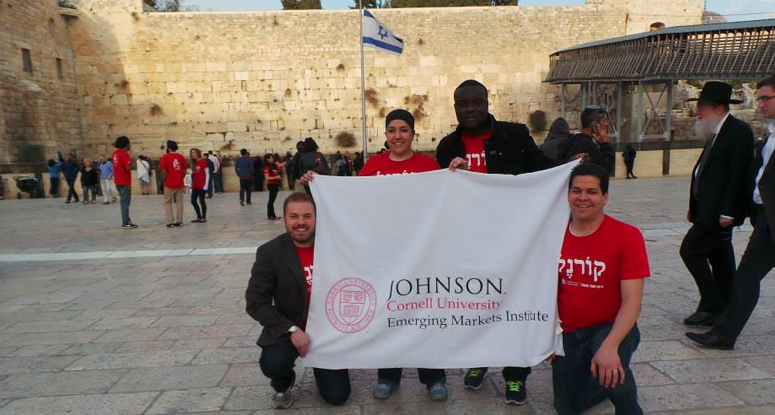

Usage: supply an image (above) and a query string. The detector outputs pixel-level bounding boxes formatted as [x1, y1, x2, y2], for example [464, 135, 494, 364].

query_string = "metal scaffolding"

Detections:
[545, 19, 775, 143]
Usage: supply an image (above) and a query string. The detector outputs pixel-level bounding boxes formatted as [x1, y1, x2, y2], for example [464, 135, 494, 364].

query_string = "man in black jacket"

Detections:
[680, 81, 754, 327]
[436, 79, 555, 405]
[61, 153, 80, 203]
[558, 106, 615, 174]
[245, 193, 350, 409]
[687, 76, 775, 350]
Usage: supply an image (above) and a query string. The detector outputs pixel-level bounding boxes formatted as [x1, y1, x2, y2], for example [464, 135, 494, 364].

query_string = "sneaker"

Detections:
[166, 223, 174, 228]
[271, 372, 296, 409]
[463, 368, 488, 390]
[122, 223, 138, 229]
[103, 202, 110, 205]
[173, 222, 182, 227]
[372, 382, 396, 400]
[240, 200, 245, 206]
[428, 383, 448, 401]
[504, 380, 526, 405]
[191, 219, 202, 223]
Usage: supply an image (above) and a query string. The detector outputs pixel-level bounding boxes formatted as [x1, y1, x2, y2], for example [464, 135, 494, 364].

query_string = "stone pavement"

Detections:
[0, 177, 773, 415]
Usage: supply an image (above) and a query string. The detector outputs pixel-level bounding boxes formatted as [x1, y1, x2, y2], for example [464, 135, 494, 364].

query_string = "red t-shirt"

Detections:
[461, 130, 491, 173]
[264, 162, 281, 185]
[112, 149, 132, 186]
[295, 245, 314, 322]
[358, 152, 439, 176]
[558, 215, 650, 332]
[191, 159, 209, 190]
[159, 153, 187, 189]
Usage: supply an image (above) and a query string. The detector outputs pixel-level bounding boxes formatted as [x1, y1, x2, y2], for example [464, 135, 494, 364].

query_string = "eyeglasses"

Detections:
[756, 95, 775, 103]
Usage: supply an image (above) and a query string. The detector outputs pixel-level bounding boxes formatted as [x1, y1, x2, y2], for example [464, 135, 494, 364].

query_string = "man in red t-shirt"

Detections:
[111, 136, 137, 229]
[246, 193, 351, 409]
[551, 163, 649, 415]
[159, 140, 187, 227]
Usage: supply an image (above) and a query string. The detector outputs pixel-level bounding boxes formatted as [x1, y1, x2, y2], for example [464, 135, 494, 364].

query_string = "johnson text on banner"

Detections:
[304, 164, 575, 369]
[362, 10, 404, 56]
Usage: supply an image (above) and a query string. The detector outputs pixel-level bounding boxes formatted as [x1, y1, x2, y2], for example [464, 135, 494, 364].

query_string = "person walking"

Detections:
[264, 153, 285, 220]
[623, 145, 637, 179]
[680, 81, 754, 327]
[159, 140, 187, 227]
[61, 154, 80, 203]
[98, 155, 115, 204]
[80, 159, 99, 204]
[235, 148, 255, 206]
[190, 148, 209, 223]
[686, 76, 775, 350]
[112, 136, 137, 229]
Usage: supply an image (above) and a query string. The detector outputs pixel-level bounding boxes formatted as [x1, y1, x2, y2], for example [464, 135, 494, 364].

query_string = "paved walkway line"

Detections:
[0, 245, 264, 263]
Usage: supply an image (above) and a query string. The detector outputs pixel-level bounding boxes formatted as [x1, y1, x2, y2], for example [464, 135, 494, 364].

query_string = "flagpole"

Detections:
[359, 0, 368, 158]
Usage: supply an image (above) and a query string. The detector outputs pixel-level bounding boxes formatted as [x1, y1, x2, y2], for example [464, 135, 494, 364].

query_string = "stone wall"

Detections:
[0, 0, 82, 166]
[60, 0, 703, 161]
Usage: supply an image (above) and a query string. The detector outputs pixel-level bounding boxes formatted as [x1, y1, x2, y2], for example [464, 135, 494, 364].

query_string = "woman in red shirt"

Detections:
[189, 148, 210, 223]
[264, 153, 286, 220]
[299, 109, 446, 401]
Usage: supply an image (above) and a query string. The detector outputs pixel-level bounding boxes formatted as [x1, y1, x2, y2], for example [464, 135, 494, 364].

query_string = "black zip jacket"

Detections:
[436, 114, 556, 175]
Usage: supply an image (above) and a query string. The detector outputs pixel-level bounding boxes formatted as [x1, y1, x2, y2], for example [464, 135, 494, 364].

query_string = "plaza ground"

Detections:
[0, 176, 773, 415]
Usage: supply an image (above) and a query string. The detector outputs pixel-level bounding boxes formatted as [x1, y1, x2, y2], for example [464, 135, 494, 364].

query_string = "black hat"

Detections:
[385, 109, 415, 131]
[687, 81, 743, 104]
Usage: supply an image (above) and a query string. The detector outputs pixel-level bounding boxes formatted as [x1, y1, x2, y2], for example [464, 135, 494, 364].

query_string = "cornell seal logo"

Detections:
[325, 277, 377, 333]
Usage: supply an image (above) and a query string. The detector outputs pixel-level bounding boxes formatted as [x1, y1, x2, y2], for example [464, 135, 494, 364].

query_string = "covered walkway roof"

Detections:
[545, 19, 775, 83]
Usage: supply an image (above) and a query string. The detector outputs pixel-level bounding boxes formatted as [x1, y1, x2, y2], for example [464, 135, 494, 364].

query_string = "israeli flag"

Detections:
[362, 10, 404, 56]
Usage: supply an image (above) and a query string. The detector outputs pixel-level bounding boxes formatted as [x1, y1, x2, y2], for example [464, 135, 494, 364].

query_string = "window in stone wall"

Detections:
[49, 18, 55, 35]
[22, 48, 33, 74]
[56, 58, 63, 79]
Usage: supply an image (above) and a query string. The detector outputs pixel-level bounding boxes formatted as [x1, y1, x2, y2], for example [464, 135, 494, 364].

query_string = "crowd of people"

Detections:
[32, 76, 775, 414]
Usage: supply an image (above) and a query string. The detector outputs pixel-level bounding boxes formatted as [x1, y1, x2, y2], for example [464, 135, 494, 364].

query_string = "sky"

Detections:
[187, 0, 775, 22]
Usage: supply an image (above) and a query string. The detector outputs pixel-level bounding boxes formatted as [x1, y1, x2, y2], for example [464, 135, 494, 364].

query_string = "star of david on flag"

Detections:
[362, 9, 404, 56]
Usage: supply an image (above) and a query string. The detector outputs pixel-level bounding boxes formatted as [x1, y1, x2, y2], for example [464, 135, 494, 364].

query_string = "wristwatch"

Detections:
[288, 325, 298, 334]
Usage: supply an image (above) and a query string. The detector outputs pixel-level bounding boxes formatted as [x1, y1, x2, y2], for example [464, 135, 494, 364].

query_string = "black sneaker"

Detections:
[504, 380, 526, 405]
[122, 223, 138, 229]
[463, 368, 488, 390]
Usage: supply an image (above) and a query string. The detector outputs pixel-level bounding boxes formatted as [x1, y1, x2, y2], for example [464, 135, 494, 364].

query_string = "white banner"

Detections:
[305, 164, 575, 369]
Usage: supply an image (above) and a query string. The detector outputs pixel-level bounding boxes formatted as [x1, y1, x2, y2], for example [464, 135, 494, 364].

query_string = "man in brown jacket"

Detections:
[246, 192, 350, 409]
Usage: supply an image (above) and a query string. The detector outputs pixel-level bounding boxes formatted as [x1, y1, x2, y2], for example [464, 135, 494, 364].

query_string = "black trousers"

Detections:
[714, 207, 775, 341]
[468, 366, 532, 382]
[49, 178, 60, 196]
[377, 368, 446, 388]
[625, 161, 635, 178]
[65, 178, 79, 202]
[680, 223, 736, 313]
[259, 337, 351, 406]
[239, 179, 252, 203]
[267, 183, 279, 219]
[191, 189, 207, 219]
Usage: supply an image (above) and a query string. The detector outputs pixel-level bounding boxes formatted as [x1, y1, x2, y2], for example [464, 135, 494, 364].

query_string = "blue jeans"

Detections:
[82, 185, 97, 202]
[116, 185, 132, 225]
[552, 323, 642, 415]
